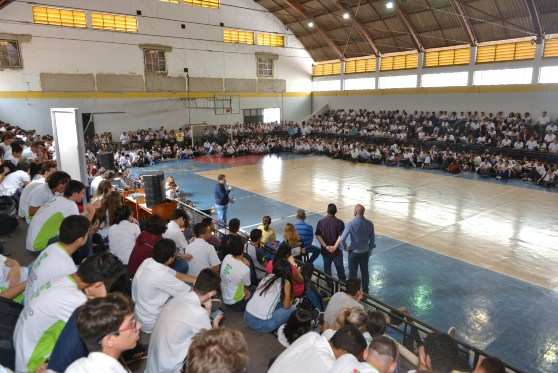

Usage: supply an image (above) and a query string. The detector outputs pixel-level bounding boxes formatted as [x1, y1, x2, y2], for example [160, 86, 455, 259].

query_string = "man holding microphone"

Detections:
[214, 174, 233, 226]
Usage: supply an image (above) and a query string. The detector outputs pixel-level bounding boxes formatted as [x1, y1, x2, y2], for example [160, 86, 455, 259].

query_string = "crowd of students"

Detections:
[0, 114, 520, 373]
[95, 109, 558, 188]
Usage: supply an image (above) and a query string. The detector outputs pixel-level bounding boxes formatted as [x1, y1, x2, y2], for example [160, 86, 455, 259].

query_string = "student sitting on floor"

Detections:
[65, 293, 139, 373]
[146, 269, 223, 373]
[244, 258, 296, 333]
[131, 239, 196, 334]
[220, 235, 251, 312]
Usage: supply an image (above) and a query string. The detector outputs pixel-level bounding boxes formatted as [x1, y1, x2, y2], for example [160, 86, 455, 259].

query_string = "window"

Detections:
[257, 33, 284, 47]
[380, 53, 418, 71]
[263, 108, 281, 123]
[161, 0, 219, 8]
[421, 71, 468, 87]
[344, 57, 376, 74]
[32, 6, 86, 28]
[476, 41, 536, 63]
[378, 74, 417, 89]
[257, 56, 273, 77]
[91, 13, 138, 33]
[144, 49, 167, 73]
[473, 67, 533, 85]
[312, 61, 342, 76]
[539, 66, 558, 83]
[543, 38, 558, 58]
[224, 29, 254, 45]
[243, 108, 263, 124]
[424, 47, 470, 67]
[184, 0, 220, 9]
[312, 80, 340, 91]
[0, 40, 22, 68]
[344, 77, 375, 90]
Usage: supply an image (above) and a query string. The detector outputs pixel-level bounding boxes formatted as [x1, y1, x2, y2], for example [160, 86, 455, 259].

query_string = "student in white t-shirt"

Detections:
[24, 215, 90, 305]
[245, 259, 295, 333]
[269, 325, 368, 373]
[27, 170, 70, 219]
[108, 205, 140, 265]
[131, 239, 196, 333]
[18, 161, 57, 223]
[26, 180, 94, 253]
[220, 235, 251, 311]
[0, 162, 30, 196]
[13, 252, 125, 373]
[364, 336, 398, 373]
[0, 255, 26, 303]
[162, 208, 193, 274]
[184, 222, 221, 277]
[146, 268, 223, 373]
[66, 293, 139, 373]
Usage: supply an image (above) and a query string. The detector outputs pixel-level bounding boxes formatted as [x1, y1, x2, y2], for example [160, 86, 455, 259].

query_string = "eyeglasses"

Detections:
[98, 317, 139, 344]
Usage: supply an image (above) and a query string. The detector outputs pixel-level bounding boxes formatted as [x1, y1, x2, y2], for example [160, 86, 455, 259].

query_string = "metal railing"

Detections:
[172, 199, 523, 373]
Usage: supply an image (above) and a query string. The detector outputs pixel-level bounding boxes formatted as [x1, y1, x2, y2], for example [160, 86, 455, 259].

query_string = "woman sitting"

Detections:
[244, 258, 296, 333]
[265, 242, 305, 298]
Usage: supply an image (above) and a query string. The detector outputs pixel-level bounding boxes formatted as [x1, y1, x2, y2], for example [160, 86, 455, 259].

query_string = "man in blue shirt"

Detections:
[333, 204, 375, 293]
[294, 209, 320, 263]
[214, 174, 232, 226]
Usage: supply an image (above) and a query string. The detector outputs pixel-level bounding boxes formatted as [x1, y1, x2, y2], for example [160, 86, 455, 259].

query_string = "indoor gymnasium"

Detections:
[0, 0, 557, 373]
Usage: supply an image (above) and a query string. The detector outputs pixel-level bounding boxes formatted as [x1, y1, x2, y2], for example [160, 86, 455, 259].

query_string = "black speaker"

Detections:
[97, 152, 115, 171]
[143, 172, 165, 208]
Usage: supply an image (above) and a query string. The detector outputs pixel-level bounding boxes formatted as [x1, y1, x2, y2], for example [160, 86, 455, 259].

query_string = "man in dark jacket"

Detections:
[214, 174, 232, 226]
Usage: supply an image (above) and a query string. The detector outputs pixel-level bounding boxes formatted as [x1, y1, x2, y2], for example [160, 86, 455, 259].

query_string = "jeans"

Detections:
[214, 204, 228, 226]
[173, 258, 190, 275]
[322, 252, 346, 281]
[244, 306, 296, 333]
[348, 250, 371, 293]
[305, 245, 321, 263]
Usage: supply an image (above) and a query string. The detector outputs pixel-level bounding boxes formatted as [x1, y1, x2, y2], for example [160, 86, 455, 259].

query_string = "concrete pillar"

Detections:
[467, 46, 477, 86]
[532, 41, 544, 84]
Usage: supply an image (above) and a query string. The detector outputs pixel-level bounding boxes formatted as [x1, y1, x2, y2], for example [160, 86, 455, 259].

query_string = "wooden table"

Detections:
[124, 190, 177, 221]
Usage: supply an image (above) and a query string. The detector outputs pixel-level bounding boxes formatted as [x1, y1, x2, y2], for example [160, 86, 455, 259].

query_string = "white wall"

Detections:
[0, 0, 313, 134]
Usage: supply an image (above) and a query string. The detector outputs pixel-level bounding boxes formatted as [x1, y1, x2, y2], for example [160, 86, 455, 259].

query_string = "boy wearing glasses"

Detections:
[66, 293, 139, 372]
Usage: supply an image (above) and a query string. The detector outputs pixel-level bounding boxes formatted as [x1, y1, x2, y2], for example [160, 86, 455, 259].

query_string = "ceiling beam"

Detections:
[450, 0, 477, 45]
[331, 1, 379, 55]
[524, 0, 544, 42]
[282, 0, 345, 59]
[395, 8, 423, 51]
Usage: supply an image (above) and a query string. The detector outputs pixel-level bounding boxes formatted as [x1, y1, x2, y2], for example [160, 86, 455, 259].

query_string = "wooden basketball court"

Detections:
[199, 155, 558, 290]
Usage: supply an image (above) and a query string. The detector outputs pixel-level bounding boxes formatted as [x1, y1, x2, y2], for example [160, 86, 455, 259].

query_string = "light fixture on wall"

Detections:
[342, 12, 350, 20]
[307, 21, 315, 28]
[385, 1, 394, 9]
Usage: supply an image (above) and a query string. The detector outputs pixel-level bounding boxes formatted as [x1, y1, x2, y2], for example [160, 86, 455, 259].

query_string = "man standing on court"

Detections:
[333, 204, 375, 293]
[214, 174, 232, 226]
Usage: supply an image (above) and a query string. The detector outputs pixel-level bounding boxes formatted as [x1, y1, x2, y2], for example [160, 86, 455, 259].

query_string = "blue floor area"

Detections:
[132, 157, 558, 373]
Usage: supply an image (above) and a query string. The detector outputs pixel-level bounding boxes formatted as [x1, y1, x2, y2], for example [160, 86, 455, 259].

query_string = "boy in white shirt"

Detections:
[26, 170, 70, 219]
[0, 162, 30, 196]
[108, 205, 141, 265]
[132, 239, 196, 333]
[0, 255, 26, 303]
[18, 161, 57, 223]
[269, 325, 368, 373]
[26, 180, 95, 253]
[364, 336, 398, 373]
[66, 293, 139, 373]
[185, 222, 221, 277]
[13, 252, 125, 373]
[162, 208, 193, 273]
[220, 235, 251, 311]
[24, 215, 89, 305]
[145, 268, 223, 373]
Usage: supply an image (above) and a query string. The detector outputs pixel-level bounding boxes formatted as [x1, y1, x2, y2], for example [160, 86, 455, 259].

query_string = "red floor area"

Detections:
[194, 154, 264, 167]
